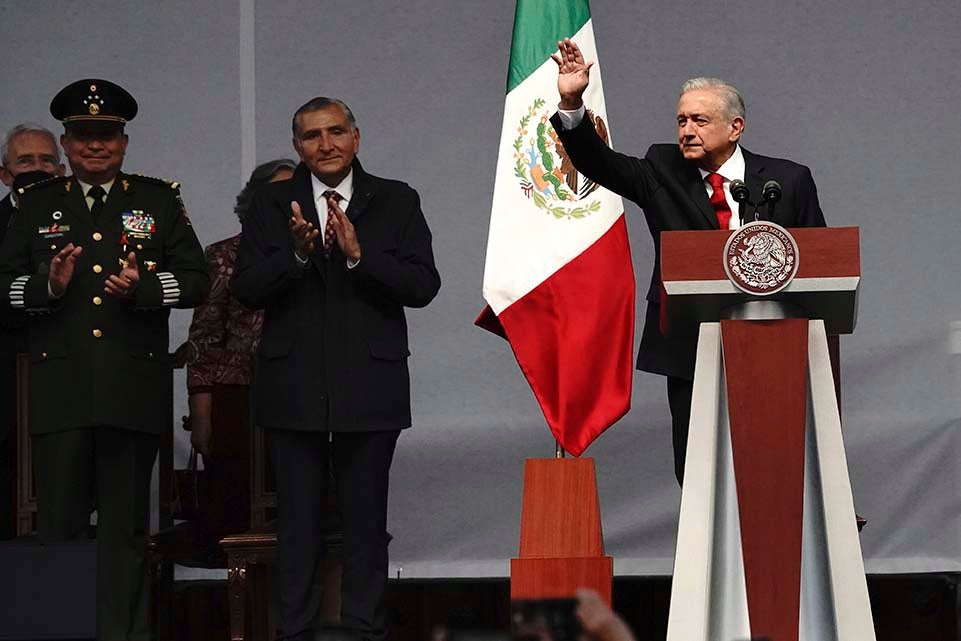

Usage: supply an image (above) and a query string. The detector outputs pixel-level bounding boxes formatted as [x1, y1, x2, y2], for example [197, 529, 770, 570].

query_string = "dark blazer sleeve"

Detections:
[231, 189, 306, 310]
[0, 193, 60, 315]
[550, 111, 659, 207]
[352, 187, 440, 309]
[792, 165, 827, 228]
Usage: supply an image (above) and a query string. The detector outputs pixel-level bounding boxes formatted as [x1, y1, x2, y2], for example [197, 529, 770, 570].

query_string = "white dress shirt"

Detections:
[294, 170, 359, 267]
[311, 170, 353, 230]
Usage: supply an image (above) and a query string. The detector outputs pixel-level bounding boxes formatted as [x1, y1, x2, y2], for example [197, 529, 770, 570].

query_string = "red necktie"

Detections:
[322, 189, 341, 256]
[707, 173, 732, 230]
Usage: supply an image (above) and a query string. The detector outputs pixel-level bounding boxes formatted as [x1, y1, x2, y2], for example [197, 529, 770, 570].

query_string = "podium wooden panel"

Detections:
[510, 458, 612, 604]
[661, 227, 861, 337]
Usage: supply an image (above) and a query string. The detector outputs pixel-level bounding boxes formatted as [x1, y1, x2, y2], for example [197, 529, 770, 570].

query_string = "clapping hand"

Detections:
[105, 251, 140, 299]
[289, 200, 320, 260]
[326, 194, 361, 263]
[48, 243, 83, 298]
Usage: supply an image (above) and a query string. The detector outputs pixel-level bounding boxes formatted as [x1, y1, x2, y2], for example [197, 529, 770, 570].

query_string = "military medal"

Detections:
[121, 211, 155, 239]
[38, 223, 69, 237]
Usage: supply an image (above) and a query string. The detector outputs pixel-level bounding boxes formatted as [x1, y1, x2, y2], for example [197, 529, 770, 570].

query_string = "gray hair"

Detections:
[292, 97, 357, 137]
[234, 158, 298, 223]
[1, 123, 60, 167]
[680, 78, 746, 121]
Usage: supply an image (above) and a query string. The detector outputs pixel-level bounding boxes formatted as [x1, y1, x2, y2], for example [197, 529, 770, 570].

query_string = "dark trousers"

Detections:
[667, 376, 694, 486]
[0, 335, 21, 539]
[33, 427, 159, 641]
[268, 428, 400, 641]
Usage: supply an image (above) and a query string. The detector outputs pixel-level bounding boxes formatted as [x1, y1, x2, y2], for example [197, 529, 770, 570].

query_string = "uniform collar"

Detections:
[78, 177, 117, 198]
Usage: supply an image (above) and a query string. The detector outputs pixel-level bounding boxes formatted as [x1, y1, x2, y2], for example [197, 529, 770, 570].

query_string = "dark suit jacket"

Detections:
[552, 113, 827, 379]
[0, 193, 14, 237]
[231, 161, 440, 432]
[0, 173, 208, 434]
[0, 194, 25, 335]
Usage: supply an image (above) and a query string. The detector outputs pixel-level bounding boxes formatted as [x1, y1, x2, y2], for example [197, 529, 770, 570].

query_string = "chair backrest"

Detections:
[16, 353, 36, 536]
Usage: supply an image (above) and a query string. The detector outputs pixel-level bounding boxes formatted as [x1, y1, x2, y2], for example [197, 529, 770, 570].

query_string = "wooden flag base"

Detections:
[510, 458, 612, 604]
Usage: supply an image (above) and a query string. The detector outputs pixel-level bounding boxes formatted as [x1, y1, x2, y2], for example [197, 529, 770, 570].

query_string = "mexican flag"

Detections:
[477, 0, 635, 456]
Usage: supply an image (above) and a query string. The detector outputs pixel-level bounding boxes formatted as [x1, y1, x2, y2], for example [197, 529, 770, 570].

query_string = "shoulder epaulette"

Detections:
[127, 173, 181, 190]
[16, 175, 69, 195]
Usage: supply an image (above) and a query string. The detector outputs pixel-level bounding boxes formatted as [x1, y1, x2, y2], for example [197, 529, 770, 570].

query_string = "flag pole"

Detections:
[555, 441, 566, 458]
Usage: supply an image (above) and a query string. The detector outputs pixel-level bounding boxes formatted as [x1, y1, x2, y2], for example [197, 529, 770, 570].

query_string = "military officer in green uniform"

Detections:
[0, 79, 208, 640]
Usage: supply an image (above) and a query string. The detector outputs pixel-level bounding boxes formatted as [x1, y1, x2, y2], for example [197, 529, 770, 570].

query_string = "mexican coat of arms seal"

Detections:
[723, 221, 800, 295]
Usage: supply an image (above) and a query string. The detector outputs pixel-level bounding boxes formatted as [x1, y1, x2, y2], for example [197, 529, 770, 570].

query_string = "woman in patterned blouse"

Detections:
[177, 159, 297, 456]
[172, 159, 296, 543]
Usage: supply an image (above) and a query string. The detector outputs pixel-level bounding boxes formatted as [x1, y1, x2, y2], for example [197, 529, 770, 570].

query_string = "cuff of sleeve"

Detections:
[22, 275, 56, 314]
[284, 249, 307, 279]
[133, 272, 164, 308]
[556, 104, 586, 130]
[157, 272, 182, 306]
[346, 256, 361, 269]
[9, 275, 30, 309]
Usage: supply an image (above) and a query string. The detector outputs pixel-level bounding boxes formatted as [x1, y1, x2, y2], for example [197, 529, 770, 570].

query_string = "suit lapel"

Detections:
[344, 160, 375, 225]
[291, 164, 321, 229]
[102, 173, 131, 221]
[62, 177, 89, 224]
[742, 148, 766, 223]
[681, 161, 718, 229]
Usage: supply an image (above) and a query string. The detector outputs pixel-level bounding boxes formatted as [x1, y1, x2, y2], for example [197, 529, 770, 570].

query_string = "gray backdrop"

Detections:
[2, 0, 959, 577]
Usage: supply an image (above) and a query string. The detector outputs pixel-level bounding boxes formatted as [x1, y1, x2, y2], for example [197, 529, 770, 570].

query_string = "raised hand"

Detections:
[105, 251, 140, 298]
[550, 37, 594, 110]
[48, 243, 83, 298]
[326, 194, 361, 263]
[289, 200, 319, 260]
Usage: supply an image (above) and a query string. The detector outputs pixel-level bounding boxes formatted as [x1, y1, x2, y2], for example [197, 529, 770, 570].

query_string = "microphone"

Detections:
[729, 179, 750, 225]
[762, 180, 782, 219]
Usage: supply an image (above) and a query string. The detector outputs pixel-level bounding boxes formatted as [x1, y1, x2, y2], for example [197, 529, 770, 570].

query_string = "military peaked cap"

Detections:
[50, 79, 138, 124]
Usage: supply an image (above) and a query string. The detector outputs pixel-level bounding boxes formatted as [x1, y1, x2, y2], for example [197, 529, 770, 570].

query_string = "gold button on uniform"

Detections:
[92, 232, 102, 241]
[93, 264, 103, 273]
[92, 329, 102, 338]
[50, 244, 57, 250]
[93, 296, 102, 305]
[136, 244, 143, 250]
[41, 352, 48, 359]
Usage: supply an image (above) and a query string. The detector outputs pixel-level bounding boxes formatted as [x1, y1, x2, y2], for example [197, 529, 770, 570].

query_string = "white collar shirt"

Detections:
[697, 146, 745, 229]
[310, 170, 353, 230]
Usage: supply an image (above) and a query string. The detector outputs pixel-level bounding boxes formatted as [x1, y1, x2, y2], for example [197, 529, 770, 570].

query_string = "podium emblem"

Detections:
[723, 221, 799, 295]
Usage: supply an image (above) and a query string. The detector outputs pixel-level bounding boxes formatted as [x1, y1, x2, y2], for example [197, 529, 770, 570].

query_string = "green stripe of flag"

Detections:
[507, 0, 591, 93]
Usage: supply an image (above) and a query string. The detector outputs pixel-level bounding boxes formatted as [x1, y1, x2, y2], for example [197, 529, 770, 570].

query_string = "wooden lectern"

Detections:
[660, 227, 876, 641]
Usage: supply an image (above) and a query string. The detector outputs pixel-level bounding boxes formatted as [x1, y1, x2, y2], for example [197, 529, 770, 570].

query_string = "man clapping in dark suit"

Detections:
[232, 97, 440, 641]
[550, 39, 826, 485]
